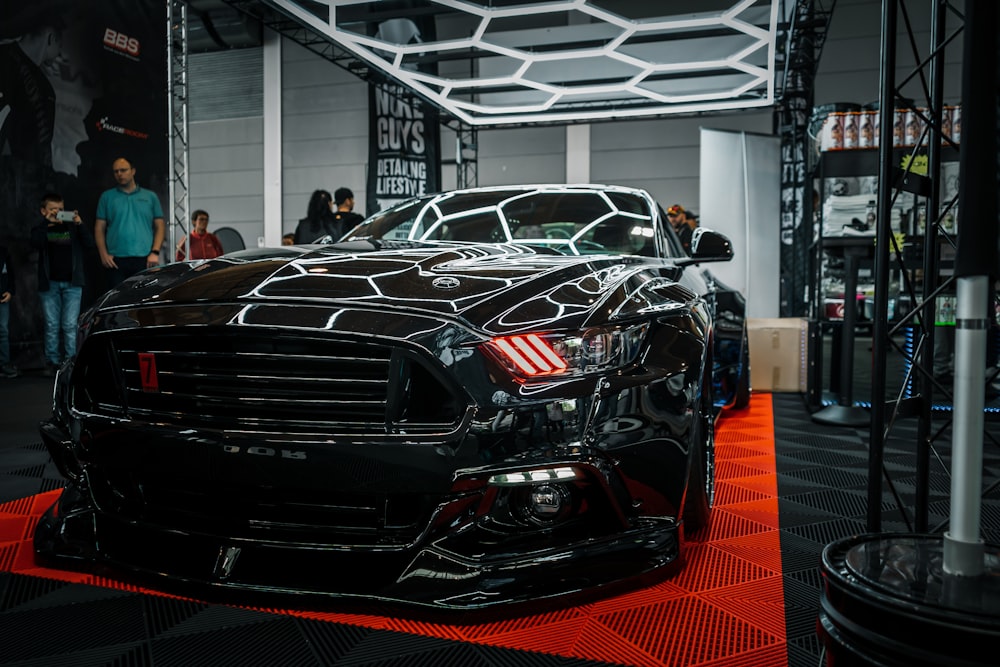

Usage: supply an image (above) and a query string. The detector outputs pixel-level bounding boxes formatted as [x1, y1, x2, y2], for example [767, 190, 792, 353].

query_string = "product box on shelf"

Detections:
[823, 294, 867, 320]
[747, 318, 809, 393]
[935, 294, 956, 326]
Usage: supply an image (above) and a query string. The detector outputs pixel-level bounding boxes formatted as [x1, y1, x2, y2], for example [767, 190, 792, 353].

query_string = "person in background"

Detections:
[282, 233, 295, 246]
[95, 157, 165, 287]
[683, 208, 699, 229]
[175, 209, 223, 262]
[331, 187, 364, 239]
[30, 192, 93, 376]
[667, 204, 693, 254]
[294, 189, 337, 244]
[0, 244, 16, 378]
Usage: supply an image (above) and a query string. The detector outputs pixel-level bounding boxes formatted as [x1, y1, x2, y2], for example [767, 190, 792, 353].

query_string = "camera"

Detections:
[55, 211, 76, 222]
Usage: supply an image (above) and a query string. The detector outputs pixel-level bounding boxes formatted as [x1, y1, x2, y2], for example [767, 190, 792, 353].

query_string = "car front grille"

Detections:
[89, 471, 442, 547]
[71, 331, 465, 434]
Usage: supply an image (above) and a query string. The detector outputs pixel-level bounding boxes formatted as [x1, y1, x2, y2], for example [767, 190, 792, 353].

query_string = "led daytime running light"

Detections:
[488, 467, 581, 487]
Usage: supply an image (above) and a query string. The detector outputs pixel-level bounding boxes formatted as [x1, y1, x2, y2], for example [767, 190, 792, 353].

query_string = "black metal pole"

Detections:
[915, 0, 948, 533]
[868, 0, 899, 533]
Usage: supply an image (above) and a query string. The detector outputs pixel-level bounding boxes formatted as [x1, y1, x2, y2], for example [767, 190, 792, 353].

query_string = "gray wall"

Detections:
[590, 112, 772, 215]
[814, 0, 964, 107]
[188, 118, 264, 249]
[188, 48, 264, 249]
[188, 40, 371, 245]
[280, 40, 369, 232]
[476, 126, 567, 186]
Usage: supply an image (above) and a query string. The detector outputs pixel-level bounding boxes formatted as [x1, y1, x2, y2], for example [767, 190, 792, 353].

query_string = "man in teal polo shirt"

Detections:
[95, 157, 165, 287]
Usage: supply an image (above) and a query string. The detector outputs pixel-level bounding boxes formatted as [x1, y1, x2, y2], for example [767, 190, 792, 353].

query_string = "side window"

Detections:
[381, 218, 416, 240]
[586, 215, 656, 256]
[410, 209, 441, 240]
[433, 211, 506, 243]
[354, 198, 432, 240]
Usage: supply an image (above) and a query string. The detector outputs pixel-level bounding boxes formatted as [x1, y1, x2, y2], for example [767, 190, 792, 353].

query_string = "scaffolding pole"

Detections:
[167, 1, 190, 263]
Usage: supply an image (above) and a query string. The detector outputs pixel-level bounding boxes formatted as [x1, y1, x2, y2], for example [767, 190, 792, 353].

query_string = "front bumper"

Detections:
[34, 482, 680, 611]
[35, 414, 683, 612]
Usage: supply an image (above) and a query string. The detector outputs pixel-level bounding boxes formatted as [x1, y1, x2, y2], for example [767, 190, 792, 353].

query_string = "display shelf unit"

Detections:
[808, 145, 961, 419]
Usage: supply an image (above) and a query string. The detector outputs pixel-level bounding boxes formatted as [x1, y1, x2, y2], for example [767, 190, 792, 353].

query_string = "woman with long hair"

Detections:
[293, 189, 336, 244]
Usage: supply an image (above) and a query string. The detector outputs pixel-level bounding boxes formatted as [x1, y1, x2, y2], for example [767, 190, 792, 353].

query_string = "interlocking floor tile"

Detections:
[3, 388, 998, 666]
[1, 395, 786, 666]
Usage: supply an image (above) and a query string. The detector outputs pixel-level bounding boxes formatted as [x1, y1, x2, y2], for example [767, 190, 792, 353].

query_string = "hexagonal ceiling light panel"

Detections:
[264, 0, 779, 126]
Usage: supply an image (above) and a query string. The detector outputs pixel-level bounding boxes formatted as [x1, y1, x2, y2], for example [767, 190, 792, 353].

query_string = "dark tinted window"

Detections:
[344, 188, 665, 258]
[434, 191, 523, 215]
[348, 197, 435, 240]
[425, 210, 505, 243]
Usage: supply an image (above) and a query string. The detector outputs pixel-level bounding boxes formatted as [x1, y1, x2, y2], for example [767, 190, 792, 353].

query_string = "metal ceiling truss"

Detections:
[217, 0, 471, 130]
[168, 1, 191, 259]
[209, 0, 480, 188]
[216, 1, 373, 74]
[776, 0, 836, 317]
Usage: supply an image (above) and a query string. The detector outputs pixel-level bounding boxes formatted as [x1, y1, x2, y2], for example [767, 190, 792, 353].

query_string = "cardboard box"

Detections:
[747, 318, 808, 392]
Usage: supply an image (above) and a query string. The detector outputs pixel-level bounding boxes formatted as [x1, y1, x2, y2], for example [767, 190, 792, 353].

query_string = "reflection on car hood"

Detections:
[100, 242, 692, 333]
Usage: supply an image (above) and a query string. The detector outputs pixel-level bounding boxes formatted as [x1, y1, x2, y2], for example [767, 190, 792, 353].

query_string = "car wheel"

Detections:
[733, 326, 751, 409]
[683, 361, 716, 534]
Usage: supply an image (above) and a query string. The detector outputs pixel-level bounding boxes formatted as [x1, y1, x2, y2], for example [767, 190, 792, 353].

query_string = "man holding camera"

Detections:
[30, 192, 94, 376]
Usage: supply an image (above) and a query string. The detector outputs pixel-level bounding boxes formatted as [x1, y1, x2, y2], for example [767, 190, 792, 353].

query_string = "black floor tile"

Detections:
[4, 374, 1000, 666]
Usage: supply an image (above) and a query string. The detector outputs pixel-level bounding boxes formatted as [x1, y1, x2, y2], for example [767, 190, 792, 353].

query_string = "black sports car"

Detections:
[35, 184, 749, 611]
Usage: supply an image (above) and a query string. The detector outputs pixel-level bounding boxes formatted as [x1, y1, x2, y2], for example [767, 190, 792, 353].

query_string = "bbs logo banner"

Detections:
[103, 28, 140, 58]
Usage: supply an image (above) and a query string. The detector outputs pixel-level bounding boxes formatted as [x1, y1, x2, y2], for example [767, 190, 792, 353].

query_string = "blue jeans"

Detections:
[39, 281, 83, 365]
[0, 300, 9, 365]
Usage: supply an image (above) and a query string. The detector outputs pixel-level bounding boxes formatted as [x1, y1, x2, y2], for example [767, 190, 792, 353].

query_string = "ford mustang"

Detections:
[35, 184, 749, 611]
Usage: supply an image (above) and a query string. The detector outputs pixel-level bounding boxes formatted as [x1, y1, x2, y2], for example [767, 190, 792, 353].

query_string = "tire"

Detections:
[683, 360, 716, 534]
[733, 326, 751, 409]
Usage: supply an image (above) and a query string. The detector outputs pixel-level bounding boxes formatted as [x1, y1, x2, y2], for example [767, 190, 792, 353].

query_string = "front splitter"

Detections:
[34, 487, 681, 615]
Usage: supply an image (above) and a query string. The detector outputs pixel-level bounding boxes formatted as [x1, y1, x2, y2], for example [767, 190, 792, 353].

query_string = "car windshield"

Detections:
[343, 187, 670, 258]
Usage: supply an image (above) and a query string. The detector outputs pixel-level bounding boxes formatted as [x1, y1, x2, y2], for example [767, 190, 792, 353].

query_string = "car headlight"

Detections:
[482, 322, 648, 378]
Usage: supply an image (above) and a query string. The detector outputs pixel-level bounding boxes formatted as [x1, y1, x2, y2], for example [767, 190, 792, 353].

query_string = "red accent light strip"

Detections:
[492, 335, 568, 376]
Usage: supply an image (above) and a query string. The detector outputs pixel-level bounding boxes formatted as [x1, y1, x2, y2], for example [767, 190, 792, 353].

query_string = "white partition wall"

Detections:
[699, 128, 781, 318]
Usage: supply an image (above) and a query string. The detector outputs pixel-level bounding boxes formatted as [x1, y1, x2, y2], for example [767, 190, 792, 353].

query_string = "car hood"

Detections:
[97, 241, 694, 334]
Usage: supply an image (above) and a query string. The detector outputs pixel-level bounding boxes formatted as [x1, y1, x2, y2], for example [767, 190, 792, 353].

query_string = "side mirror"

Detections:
[683, 228, 733, 264]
